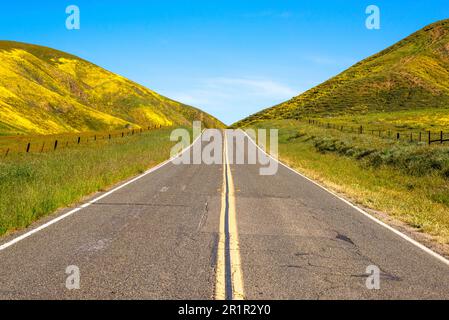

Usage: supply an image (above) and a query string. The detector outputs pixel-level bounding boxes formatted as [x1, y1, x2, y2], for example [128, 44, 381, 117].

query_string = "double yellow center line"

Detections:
[215, 132, 245, 300]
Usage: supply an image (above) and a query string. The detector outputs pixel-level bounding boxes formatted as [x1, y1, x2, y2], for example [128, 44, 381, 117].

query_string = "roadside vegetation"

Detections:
[0, 127, 182, 237]
[309, 108, 449, 133]
[0, 126, 161, 155]
[233, 19, 449, 250]
[250, 119, 449, 247]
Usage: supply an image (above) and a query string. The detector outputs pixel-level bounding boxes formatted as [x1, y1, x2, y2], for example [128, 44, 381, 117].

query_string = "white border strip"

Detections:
[0, 132, 203, 252]
[242, 130, 449, 267]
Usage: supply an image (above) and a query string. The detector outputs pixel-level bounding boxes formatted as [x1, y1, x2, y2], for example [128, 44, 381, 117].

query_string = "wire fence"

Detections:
[1, 124, 163, 157]
[307, 119, 449, 145]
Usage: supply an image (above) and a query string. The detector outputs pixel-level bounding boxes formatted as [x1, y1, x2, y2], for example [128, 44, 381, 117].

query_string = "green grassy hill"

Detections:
[0, 41, 223, 136]
[235, 19, 449, 127]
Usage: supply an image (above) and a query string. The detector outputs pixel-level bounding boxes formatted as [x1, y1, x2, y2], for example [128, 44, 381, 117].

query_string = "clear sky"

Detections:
[1, 1, 448, 124]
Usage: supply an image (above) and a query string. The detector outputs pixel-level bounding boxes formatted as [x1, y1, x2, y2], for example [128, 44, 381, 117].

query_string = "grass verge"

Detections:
[249, 120, 449, 248]
[0, 127, 182, 237]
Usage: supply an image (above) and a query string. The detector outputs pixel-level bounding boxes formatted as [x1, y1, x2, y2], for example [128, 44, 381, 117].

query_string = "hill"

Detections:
[0, 41, 223, 135]
[235, 19, 449, 127]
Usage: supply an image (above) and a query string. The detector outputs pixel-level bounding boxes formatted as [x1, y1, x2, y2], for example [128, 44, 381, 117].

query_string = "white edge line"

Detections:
[242, 130, 449, 267]
[0, 131, 203, 252]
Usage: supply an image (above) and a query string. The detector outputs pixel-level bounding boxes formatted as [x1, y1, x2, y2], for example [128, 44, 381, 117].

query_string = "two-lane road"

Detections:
[0, 130, 448, 299]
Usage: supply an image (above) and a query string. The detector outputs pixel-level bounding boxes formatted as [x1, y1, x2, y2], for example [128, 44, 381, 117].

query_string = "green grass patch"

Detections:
[0, 127, 183, 236]
[249, 120, 449, 246]
[0, 127, 160, 155]
[308, 108, 449, 136]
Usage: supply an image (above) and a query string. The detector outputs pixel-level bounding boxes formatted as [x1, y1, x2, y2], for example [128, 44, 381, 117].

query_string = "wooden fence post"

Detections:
[419, 132, 422, 142]
[5, 148, 9, 157]
[78, 137, 81, 144]
[54, 140, 58, 150]
[41, 143, 45, 153]
[397, 133, 400, 140]
[359, 126, 363, 134]
[26, 143, 31, 153]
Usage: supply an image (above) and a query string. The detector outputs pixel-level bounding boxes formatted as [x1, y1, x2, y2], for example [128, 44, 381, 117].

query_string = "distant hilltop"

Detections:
[0, 41, 223, 136]
[235, 19, 449, 127]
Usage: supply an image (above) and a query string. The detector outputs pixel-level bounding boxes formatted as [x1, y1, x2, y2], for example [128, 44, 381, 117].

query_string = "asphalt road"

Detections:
[0, 130, 448, 299]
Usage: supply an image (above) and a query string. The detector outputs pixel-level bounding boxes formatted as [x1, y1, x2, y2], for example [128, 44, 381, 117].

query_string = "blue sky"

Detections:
[1, 1, 449, 124]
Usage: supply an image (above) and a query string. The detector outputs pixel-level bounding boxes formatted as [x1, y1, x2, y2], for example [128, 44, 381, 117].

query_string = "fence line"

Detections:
[1, 124, 163, 157]
[307, 119, 449, 145]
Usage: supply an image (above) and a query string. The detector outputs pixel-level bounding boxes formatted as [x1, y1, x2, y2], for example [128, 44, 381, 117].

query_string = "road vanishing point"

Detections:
[0, 130, 449, 299]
